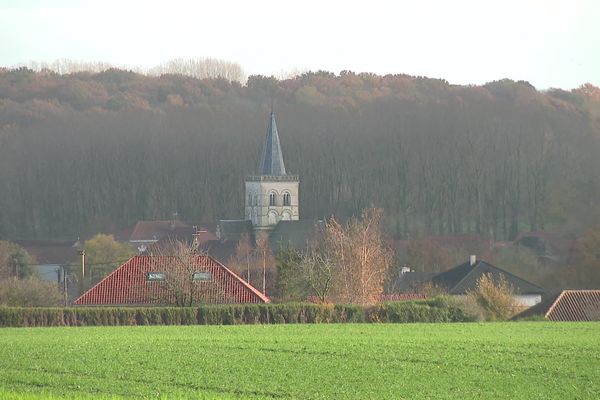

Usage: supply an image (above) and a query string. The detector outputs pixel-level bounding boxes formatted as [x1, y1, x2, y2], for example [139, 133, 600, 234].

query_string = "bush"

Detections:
[0, 300, 473, 327]
[438, 296, 484, 322]
[467, 274, 517, 321]
[0, 277, 64, 307]
[366, 301, 472, 323]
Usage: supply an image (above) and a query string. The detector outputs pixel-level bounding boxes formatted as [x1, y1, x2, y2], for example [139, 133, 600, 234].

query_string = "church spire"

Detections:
[257, 112, 287, 176]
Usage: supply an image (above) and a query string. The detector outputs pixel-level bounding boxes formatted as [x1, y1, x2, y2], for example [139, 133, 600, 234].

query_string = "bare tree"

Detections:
[153, 238, 227, 307]
[326, 208, 393, 305]
[148, 58, 245, 82]
[228, 233, 253, 283]
[255, 235, 275, 295]
[300, 242, 335, 303]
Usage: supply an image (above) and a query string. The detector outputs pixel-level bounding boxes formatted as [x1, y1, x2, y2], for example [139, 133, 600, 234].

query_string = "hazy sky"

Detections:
[1, 0, 598, 89]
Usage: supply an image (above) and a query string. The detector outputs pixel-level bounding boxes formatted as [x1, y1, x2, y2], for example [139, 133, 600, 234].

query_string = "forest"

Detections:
[0, 66, 599, 242]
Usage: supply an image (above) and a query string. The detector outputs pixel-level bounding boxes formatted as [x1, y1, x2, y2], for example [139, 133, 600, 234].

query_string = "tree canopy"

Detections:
[83, 234, 134, 283]
[0, 69, 599, 242]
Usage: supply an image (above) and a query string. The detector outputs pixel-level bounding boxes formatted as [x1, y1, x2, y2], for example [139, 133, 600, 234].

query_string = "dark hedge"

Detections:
[0, 300, 473, 327]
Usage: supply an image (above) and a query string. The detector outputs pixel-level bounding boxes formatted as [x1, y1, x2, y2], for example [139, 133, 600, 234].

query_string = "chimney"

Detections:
[170, 211, 178, 231]
[469, 255, 477, 266]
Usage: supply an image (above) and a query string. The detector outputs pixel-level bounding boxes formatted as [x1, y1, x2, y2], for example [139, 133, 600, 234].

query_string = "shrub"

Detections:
[467, 274, 517, 321]
[439, 296, 485, 322]
[0, 300, 473, 327]
[0, 277, 63, 307]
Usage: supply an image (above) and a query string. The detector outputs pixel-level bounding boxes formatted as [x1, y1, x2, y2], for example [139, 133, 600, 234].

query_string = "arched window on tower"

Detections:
[283, 192, 291, 206]
[269, 192, 277, 206]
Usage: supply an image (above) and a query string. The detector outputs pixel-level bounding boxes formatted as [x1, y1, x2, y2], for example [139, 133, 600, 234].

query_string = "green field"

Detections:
[0, 323, 599, 399]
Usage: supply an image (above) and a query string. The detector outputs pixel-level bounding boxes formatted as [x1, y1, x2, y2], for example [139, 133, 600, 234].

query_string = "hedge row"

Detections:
[0, 300, 473, 327]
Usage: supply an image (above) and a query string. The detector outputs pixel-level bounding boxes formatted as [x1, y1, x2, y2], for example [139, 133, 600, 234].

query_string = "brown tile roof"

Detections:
[14, 239, 80, 265]
[74, 255, 269, 306]
[545, 290, 600, 321]
[123, 220, 197, 242]
[193, 229, 219, 245]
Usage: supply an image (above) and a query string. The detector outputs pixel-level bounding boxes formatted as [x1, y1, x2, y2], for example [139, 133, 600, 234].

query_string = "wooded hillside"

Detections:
[1, 68, 599, 239]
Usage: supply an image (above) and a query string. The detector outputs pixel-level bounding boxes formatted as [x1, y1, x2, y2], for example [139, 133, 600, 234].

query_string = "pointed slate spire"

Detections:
[257, 112, 287, 175]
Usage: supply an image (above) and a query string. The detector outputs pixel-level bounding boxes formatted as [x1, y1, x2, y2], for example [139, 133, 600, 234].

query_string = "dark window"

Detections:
[269, 192, 276, 206]
[147, 272, 166, 281]
[283, 193, 291, 206]
[193, 271, 212, 281]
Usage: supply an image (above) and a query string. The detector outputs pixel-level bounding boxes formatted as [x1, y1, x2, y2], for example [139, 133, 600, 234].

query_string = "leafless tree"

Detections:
[326, 208, 393, 305]
[300, 242, 335, 304]
[153, 238, 226, 307]
[228, 233, 253, 283]
[255, 235, 275, 295]
[148, 58, 245, 82]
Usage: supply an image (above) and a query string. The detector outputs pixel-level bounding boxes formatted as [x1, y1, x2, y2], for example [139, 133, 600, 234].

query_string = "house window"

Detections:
[147, 272, 166, 281]
[269, 192, 277, 206]
[193, 271, 212, 281]
[283, 193, 291, 206]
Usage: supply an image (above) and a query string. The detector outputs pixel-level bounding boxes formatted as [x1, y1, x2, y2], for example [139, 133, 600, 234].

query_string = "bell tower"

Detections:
[245, 112, 299, 231]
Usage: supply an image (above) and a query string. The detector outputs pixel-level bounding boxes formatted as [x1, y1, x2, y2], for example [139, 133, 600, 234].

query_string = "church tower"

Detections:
[245, 112, 299, 231]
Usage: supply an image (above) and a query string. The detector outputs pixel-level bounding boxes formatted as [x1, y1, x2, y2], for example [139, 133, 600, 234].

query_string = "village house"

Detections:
[431, 256, 545, 307]
[74, 255, 269, 306]
[14, 239, 80, 282]
[514, 290, 600, 321]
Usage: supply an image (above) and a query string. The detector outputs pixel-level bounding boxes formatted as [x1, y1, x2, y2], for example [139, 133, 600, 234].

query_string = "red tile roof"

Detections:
[545, 290, 600, 321]
[74, 255, 269, 305]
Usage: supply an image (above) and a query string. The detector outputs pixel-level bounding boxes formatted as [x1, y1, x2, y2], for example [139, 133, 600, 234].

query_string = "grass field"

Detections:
[0, 322, 599, 399]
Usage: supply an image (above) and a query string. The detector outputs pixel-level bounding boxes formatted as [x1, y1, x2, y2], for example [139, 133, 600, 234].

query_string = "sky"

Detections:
[0, 0, 598, 89]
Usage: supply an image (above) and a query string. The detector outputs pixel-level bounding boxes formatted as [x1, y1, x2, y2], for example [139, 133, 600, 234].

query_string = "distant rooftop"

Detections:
[514, 290, 600, 321]
[432, 259, 545, 295]
[121, 220, 196, 242]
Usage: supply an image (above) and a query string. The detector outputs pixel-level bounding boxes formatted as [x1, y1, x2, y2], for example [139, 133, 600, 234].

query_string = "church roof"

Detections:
[257, 112, 287, 176]
[218, 220, 255, 243]
[269, 220, 325, 250]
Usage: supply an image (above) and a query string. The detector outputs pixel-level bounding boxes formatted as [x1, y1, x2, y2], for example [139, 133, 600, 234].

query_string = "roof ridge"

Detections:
[210, 258, 270, 303]
[478, 260, 545, 292]
[448, 261, 479, 293]
[74, 255, 137, 304]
